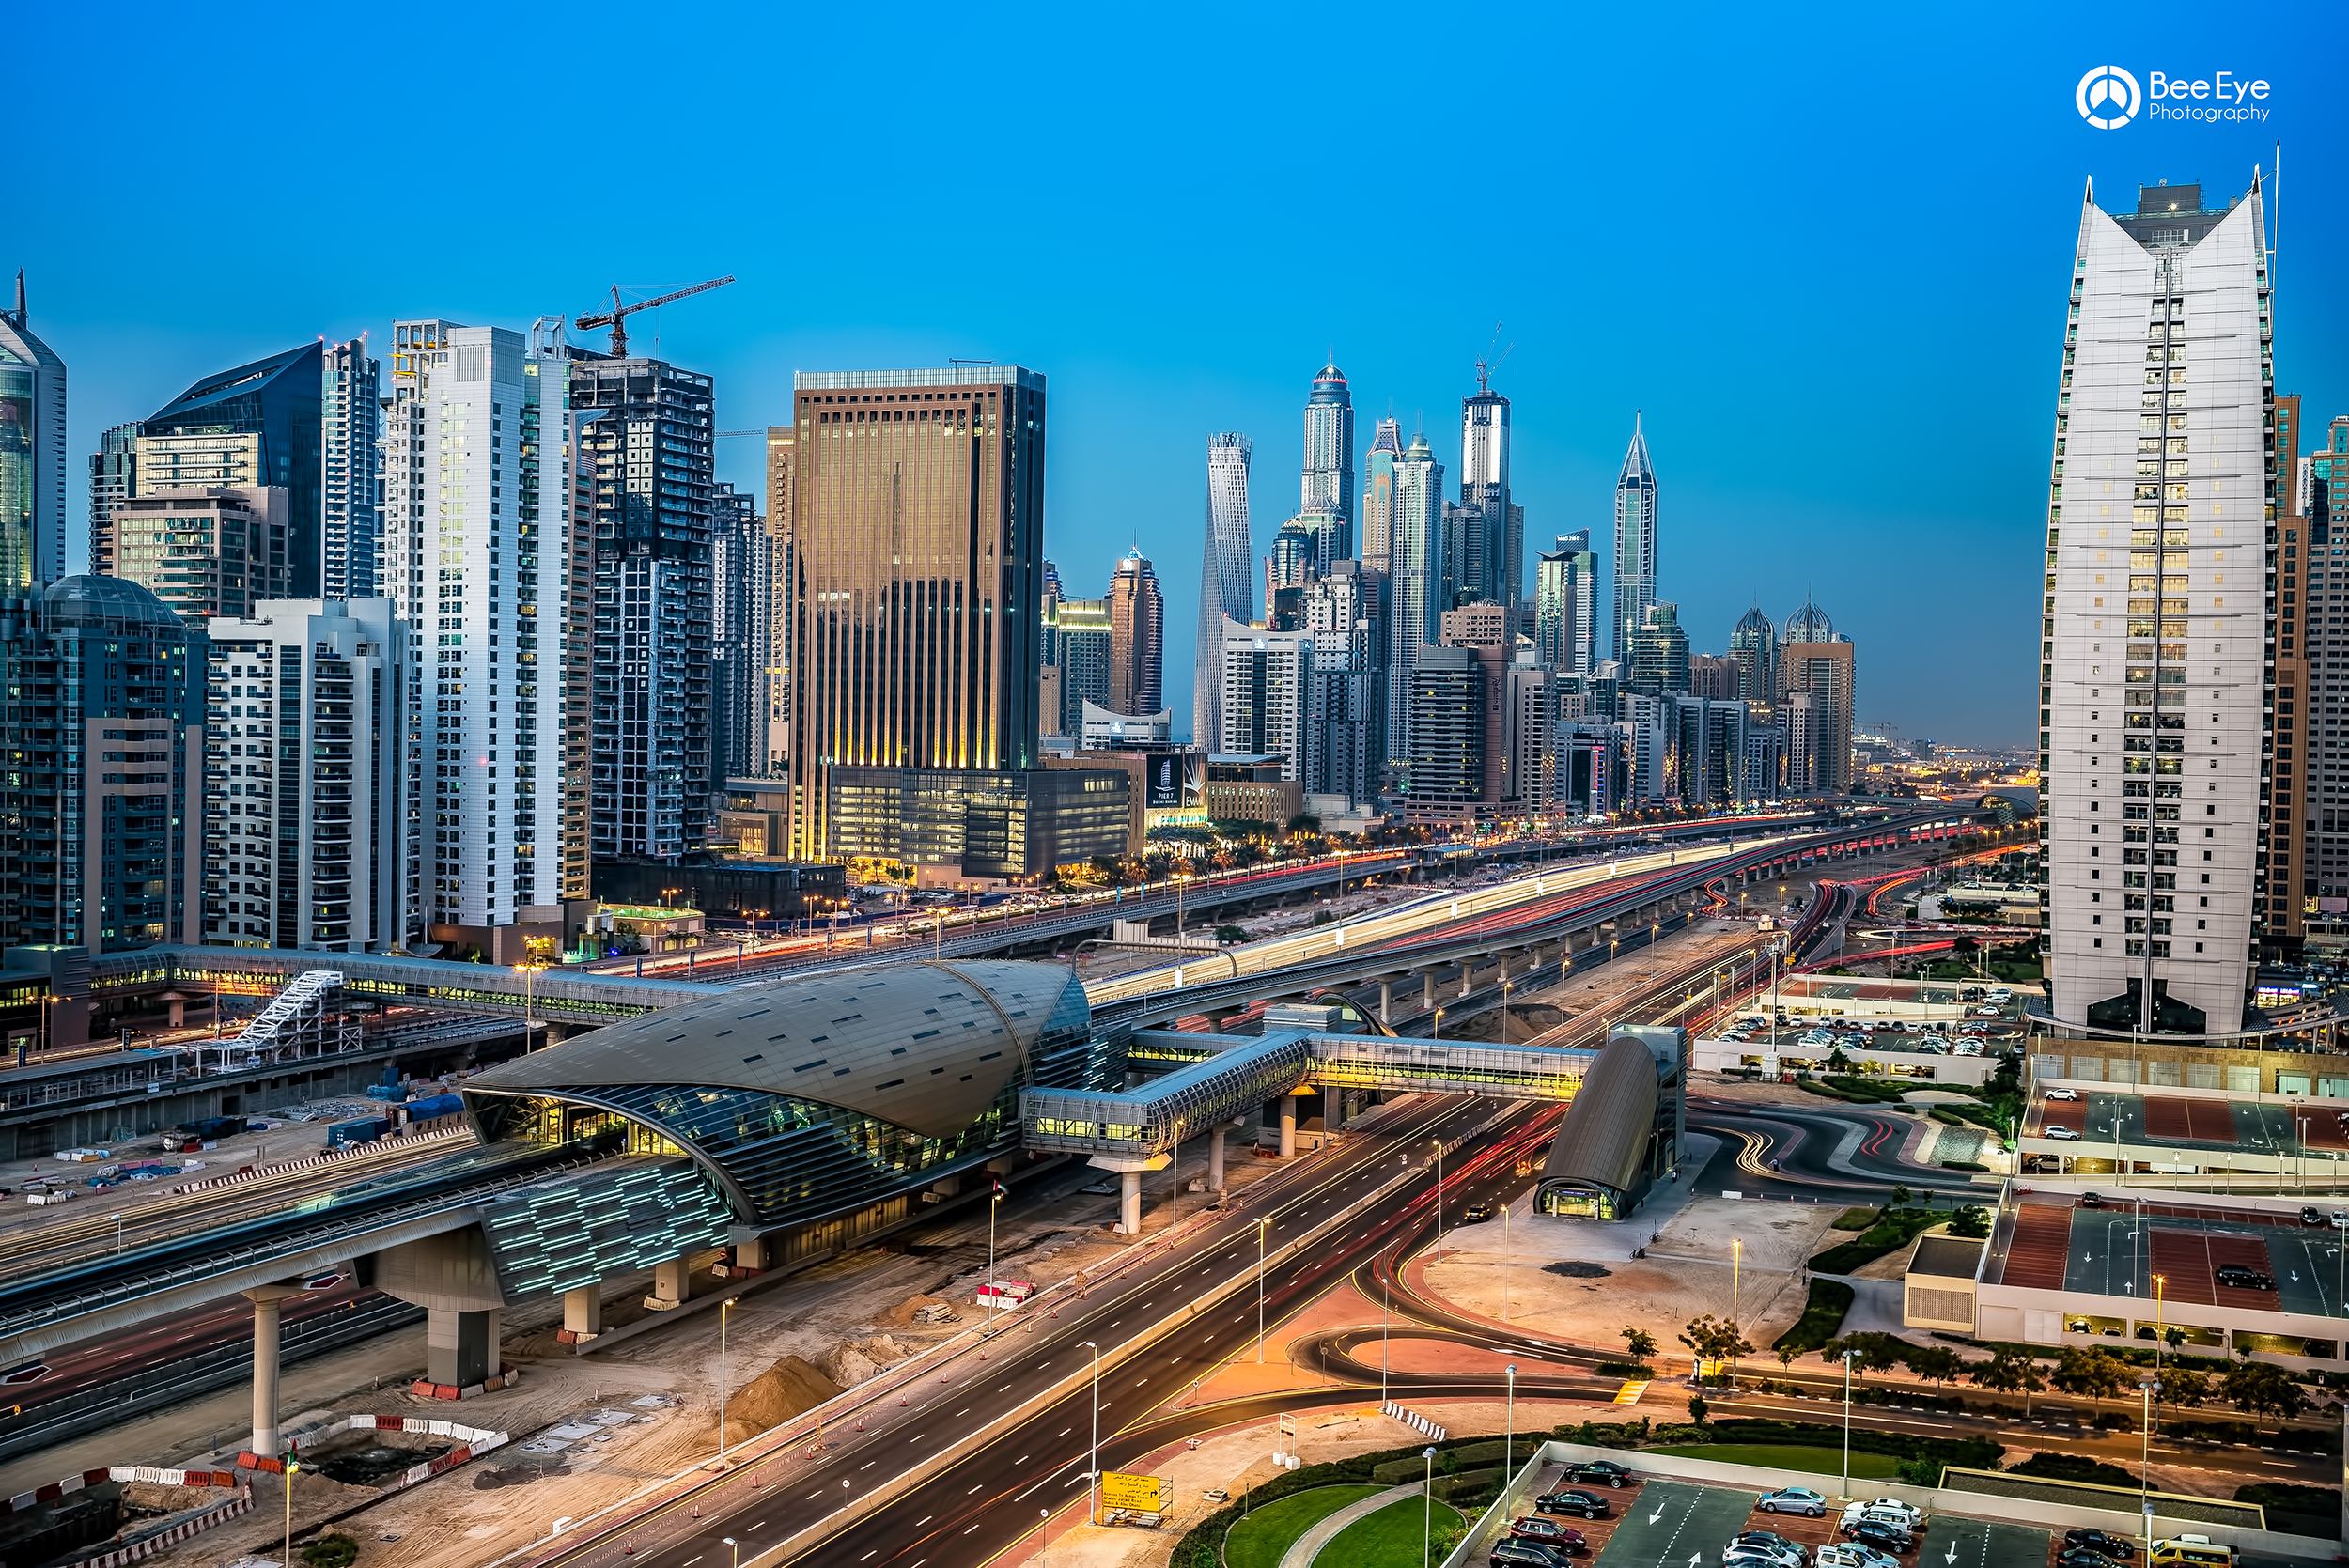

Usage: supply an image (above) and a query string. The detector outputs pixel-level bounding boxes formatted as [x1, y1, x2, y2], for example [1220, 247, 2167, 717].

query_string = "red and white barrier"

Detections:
[69, 1488, 253, 1568]
[238, 1413, 508, 1490]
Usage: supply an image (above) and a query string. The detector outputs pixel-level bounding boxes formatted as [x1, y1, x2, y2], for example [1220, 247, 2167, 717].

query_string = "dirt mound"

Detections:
[712, 1354, 842, 1448]
[884, 1293, 955, 1326]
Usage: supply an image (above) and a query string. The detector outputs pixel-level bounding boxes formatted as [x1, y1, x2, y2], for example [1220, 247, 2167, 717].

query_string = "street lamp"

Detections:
[1422, 1447, 1438, 1568]
[1255, 1217, 1271, 1363]
[1432, 1138, 1446, 1264]
[987, 1180, 1003, 1334]
[1840, 1348, 1857, 1502]
[1504, 1362, 1517, 1481]
[1081, 1340, 1101, 1523]
[1431, 1005, 1444, 1040]
[1500, 1201, 1510, 1323]
[1501, 979, 1514, 1047]
[718, 1297, 738, 1467]
[283, 1456, 298, 1567]
[2139, 1376, 2161, 1551]
[516, 960, 546, 1043]
[1731, 1238, 1743, 1386]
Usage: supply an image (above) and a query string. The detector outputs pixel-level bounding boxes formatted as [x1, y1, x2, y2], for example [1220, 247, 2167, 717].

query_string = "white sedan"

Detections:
[2044, 1086, 2080, 1101]
[2045, 1126, 2082, 1141]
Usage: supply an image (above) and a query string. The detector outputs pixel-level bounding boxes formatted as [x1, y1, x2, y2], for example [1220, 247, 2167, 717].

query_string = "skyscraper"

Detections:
[786, 367, 1046, 859]
[1628, 602, 1691, 696]
[1387, 430, 1443, 768]
[137, 343, 323, 598]
[381, 318, 580, 955]
[1534, 531, 1597, 675]
[112, 485, 291, 629]
[1192, 432, 1254, 752]
[1106, 546, 1164, 717]
[0, 577, 204, 954]
[571, 352, 717, 866]
[1361, 417, 1402, 571]
[710, 482, 770, 784]
[2042, 177, 2275, 1037]
[1047, 593, 1110, 735]
[1300, 362, 1355, 522]
[1219, 620, 1311, 779]
[201, 598, 412, 951]
[321, 338, 382, 598]
[1610, 415, 1657, 669]
[1452, 375, 1524, 613]
[1729, 604, 1778, 707]
[0, 272, 68, 592]
[88, 423, 136, 578]
[764, 426, 796, 775]
[1301, 560, 1383, 806]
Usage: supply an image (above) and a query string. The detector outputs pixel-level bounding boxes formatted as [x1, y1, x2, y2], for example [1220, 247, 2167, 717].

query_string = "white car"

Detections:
[2044, 1086, 2080, 1101]
[1814, 1546, 1899, 1568]
[2046, 1126, 2082, 1141]
[1848, 1498, 1922, 1528]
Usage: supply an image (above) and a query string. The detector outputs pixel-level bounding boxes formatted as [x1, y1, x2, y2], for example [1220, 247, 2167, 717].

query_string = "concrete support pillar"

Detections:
[1279, 1094, 1298, 1157]
[427, 1306, 501, 1389]
[244, 1285, 298, 1458]
[1379, 978, 1394, 1024]
[1422, 970, 1437, 1010]
[1498, 953, 1511, 985]
[1209, 1125, 1227, 1190]
[1120, 1170, 1143, 1234]
[736, 1235, 770, 1272]
[646, 1254, 690, 1311]
[562, 1285, 604, 1340]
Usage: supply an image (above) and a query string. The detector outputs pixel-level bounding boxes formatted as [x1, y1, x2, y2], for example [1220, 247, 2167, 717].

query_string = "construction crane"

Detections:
[575, 275, 735, 357]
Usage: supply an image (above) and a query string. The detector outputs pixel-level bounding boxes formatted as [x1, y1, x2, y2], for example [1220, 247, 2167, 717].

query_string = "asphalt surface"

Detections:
[518, 1093, 1557, 1568]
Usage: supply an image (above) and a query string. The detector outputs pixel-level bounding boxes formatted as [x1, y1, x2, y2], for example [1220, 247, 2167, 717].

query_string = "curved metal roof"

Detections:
[1540, 1033, 1659, 1196]
[465, 959, 1088, 1140]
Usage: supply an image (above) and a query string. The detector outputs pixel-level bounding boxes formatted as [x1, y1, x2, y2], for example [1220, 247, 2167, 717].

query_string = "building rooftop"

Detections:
[1910, 1234, 1987, 1280]
[795, 366, 1044, 392]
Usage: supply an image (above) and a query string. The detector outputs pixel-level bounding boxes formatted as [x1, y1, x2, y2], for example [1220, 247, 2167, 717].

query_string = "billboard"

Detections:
[1098, 1471, 1161, 1513]
[1146, 753, 1182, 811]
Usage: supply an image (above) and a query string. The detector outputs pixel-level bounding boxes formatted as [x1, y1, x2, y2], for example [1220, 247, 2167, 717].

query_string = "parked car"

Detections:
[1721, 1533, 1803, 1566]
[1755, 1486, 1829, 1516]
[2046, 1126, 2082, 1141]
[1842, 1518, 1913, 1554]
[1533, 1489, 1610, 1519]
[1507, 1516, 1584, 1549]
[2302, 1206, 2327, 1227]
[2056, 1551, 2122, 1568]
[2061, 1531, 2135, 1562]
[1560, 1459, 1632, 1488]
[2045, 1086, 2081, 1101]
[2216, 1263, 2277, 1291]
[1490, 1541, 1572, 1568]
[1727, 1530, 1806, 1562]
[2077, 1191, 2106, 1208]
[1815, 1546, 1902, 1568]
[1848, 1499, 1922, 1529]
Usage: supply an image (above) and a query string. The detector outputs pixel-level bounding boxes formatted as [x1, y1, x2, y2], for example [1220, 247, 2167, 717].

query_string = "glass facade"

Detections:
[138, 343, 323, 598]
[786, 368, 1047, 858]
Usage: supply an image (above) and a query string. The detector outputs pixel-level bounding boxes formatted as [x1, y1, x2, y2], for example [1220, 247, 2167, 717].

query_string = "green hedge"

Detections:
[2013, 1452, 2138, 1487]
[1707, 1419, 2001, 1470]
[1170, 1436, 1526, 1568]
[1810, 1208, 1944, 1275]
[2233, 1483, 2341, 1539]
[1772, 1279, 1857, 1356]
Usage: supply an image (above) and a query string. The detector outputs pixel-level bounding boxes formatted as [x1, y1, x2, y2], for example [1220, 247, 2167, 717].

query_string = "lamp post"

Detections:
[1504, 1362, 1517, 1481]
[987, 1182, 1003, 1333]
[719, 1296, 738, 1466]
[2139, 1376, 2160, 1552]
[1256, 1217, 1271, 1362]
[1840, 1348, 1856, 1502]
[1731, 1237, 1743, 1386]
[723, 1539, 739, 1568]
[1081, 1340, 1102, 1523]
[1500, 1201, 1510, 1323]
[517, 960, 545, 1043]
[1422, 1447, 1438, 1568]
[1501, 978, 1513, 1047]
[1380, 1253, 1391, 1405]
[283, 1455, 297, 1566]
[1432, 1138, 1446, 1264]
[1432, 1005, 1444, 1040]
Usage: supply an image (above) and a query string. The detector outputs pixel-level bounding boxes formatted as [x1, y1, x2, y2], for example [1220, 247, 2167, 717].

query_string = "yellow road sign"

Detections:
[1611, 1380, 1650, 1405]
[1099, 1471, 1161, 1513]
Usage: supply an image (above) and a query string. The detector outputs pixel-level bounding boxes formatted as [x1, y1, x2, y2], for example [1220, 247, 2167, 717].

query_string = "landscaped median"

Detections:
[1220, 1483, 1384, 1568]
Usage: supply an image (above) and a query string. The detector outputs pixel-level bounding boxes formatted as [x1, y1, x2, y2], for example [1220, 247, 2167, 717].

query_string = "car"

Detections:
[1562, 1459, 1632, 1488]
[1842, 1519, 1913, 1554]
[1534, 1490, 1610, 1519]
[1507, 1516, 1584, 1549]
[2077, 1190, 2105, 1208]
[1723, 1537, 1803, 1567]
[1460, 1201, 1494, 1223]
[1729, 1530, 1805, 1560]
[2216, 1263, 2277, 1291]
[2302, 1206, 2327, 1227]
[2056, 1551, 2121, 1568]
[2046, 1126, 2082, 1141]
[2046, 1086, 2081, 1101]
[1755, 1486, 1828, 1516]
[2061, 1531, 2134, 1562]
[1850, 1499, 1922, 1529]
[1490, 1542, 1571, 1568]
[1815, 1547, 1901, 1568]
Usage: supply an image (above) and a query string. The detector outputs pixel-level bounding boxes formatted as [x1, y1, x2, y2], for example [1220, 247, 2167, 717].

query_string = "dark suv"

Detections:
[2061, 1529, 2134, 1560]
[2217, 1262, 2277, 1291]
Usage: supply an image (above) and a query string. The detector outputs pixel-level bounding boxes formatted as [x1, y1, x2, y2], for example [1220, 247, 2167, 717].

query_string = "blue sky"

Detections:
[14, 2, 2345, 746]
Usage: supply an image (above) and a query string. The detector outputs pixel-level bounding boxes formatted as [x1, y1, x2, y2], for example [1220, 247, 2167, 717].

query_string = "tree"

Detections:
[2224, 1360, 2311, 1421]
[1890, 1184, 1913, 1208]
[1822, 1332, 1904, 1375]
[2050, 1346, 2130, 1401]
[1949, 1205, 1991, 1240]
[1679, 1314, 1754, 1378]
[1968, 1346, 2046, 1416]
[1622, 1327, 1658, 1362]
[1904, 1344, 1963, 1385]
[1687, 1394, 1709, 1425]
[2161, 1365, 2213, 1409]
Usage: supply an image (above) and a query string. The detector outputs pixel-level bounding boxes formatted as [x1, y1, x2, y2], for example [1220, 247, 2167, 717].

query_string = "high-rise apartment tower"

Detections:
[0, 272, 68, 591]
[1193, 432, 1253, 751]
[1610, 415, 1657, 668]
[2041, 177, 2275, 1037]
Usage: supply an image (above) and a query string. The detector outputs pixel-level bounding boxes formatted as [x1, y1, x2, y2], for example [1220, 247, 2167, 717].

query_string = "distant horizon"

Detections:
[13, 5, 2343, 751]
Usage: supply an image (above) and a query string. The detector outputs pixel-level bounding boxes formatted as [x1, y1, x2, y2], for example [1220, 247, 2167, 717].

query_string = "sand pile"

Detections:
[712, 1354, 842, 1448]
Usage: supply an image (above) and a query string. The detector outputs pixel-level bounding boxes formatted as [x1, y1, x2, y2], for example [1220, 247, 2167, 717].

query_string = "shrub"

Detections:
[301, 1539, 360, 1568]
[1772, 1279, 1857, 1356]
[2011, 1452, 2138, 1487]
[1810, 1207, 1943, 1274]
[2233, 1483, 2342, 1537]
